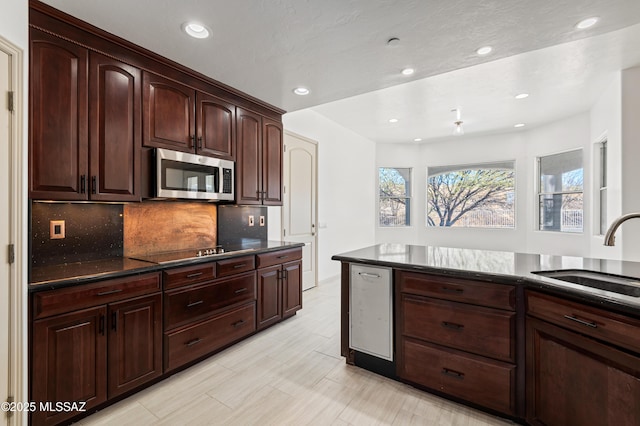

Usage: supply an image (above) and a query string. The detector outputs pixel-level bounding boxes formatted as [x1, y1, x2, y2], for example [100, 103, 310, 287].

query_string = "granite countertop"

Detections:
[30, 240, 305, 291]
[332, 244, 640, 315]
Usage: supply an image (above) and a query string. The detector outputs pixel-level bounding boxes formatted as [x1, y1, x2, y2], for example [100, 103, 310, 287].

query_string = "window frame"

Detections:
[597, 139, 608, 235]
[536, 148, 584, 234]
[378, 166, 412, 227]
[425, 160, 516, 229]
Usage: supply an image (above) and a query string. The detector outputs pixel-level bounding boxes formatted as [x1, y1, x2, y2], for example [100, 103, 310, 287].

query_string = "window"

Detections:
[379, 167, 411, 226]
[427, 161, 515, 228]
[537, 149, 583, 233]
[598, 141, 608, 235]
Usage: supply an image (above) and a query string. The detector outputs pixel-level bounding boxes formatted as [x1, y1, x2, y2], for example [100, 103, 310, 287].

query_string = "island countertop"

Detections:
[332, 244, 640, 316]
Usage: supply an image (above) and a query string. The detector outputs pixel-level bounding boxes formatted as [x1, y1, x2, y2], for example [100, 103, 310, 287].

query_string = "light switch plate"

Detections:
[50, 220, 65, 239]
[248, 215, 255, 227]
[259, 216, 265, 226]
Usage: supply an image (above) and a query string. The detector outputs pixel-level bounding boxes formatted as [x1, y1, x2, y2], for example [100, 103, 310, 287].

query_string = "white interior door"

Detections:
[0, 47, 12, 424]
[283, 132, 318, 290]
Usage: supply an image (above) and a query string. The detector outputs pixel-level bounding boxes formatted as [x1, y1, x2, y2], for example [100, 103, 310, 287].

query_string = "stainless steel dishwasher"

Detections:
[349, 264, 393, 367]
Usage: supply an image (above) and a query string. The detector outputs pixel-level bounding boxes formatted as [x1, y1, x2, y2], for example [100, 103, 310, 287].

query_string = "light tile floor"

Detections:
[80, 278, 514, 426]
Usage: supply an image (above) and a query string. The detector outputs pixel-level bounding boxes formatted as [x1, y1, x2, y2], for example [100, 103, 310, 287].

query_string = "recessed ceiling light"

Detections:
[183, 22, 210, 39]
[401, 68, 415, 76]
[575, 17, 599, 30]
[388, 118, 399, 123]
[413, 138, 422, 142]
[293, 87, 310, 96]
[514, 123, 526, 128]
[515, 93, 529, 99]
[476, 46, 493, 56]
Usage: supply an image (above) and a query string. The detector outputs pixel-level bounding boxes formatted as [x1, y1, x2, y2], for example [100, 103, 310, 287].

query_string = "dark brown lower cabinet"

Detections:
[526, 317, 640, 426]
[257, 259, 302, 330]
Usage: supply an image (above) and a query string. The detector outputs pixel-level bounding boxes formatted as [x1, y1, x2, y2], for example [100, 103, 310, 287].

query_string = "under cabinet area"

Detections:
[525, 291, 640, 426]
[31, 273, 162, 426]
[396, 271, 518, 416]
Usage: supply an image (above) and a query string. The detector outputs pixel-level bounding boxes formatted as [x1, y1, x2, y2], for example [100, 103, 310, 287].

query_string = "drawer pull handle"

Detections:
[232, 319, 246, 328]
[186, 272, 204, 279]
[187, 300, 204, 308]
[441, 321, 464, 330]
[186, 338, 203, 347]
[563, 314, 598, 328]
[358, 272, 381, 278]
[277, 255, 289, 259]
[235, 288, 248, 294]
[97, 289, 122, 296]
[441, 368, 465, 380]
[233, 264, 247, 269]
[441, 286, 464, 294]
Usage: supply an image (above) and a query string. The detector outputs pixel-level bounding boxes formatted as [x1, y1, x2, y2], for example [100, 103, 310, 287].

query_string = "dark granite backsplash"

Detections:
[31, 203, 124, 266]
[217, 205, 267, 246]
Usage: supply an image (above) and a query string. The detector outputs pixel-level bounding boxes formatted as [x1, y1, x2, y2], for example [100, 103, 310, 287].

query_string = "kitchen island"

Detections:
[332, 244, 640, 425]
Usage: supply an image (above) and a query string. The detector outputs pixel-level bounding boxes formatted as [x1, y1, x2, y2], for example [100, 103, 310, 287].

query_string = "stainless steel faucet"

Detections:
[603, 212, 640, 246]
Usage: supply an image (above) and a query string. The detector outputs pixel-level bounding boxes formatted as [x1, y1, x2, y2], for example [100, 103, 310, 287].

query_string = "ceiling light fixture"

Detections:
[183, 22, 211, 39]
[388, 118, 399, 123]
[575, 17, 599, 30]
[515, 93, 529, 99]
[514, 123, 526, 128]
[293, 87, 310, 96]
[452, 109, 464, 136]
[476, 46, 493, 56]
[413, 138, 422, 142]
[402, 68, 415, 76]
[387, 37, 400, 47]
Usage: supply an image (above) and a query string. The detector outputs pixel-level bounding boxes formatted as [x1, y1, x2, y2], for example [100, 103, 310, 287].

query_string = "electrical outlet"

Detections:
[50, 220, 65, 239]
[248, 215, 255, 227]
[259, 216, 265, 227]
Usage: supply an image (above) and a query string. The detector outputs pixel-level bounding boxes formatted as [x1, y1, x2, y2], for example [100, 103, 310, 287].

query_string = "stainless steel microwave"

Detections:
[155, 148, 234, 201]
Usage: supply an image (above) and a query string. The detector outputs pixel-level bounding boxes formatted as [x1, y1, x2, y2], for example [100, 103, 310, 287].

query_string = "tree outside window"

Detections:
[379, 167, 411, 226]
[427, 162, 515, 228]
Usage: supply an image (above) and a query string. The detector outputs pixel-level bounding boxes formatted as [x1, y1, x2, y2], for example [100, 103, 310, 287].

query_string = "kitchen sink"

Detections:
[532, 270, 640, 297]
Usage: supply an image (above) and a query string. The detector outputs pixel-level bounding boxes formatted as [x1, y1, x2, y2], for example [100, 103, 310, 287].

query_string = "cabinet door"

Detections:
[32, 306, 107, 426]
[262, 117, 283, 205]
[282, 260, 302, 318]
[107, 294, 162, 398]
[89, 52, 141, 201]
[257, 265, 281, 329]
[236, 107, 262, 204]
[30, 29, 88, 200]
[143, 72, 195, 152]
[526, 317, 640, 426]
[197, 92, 235, 159]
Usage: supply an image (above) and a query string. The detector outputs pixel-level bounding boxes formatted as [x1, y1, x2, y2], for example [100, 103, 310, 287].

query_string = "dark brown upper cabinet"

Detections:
[30, 28, 141, 202]
[236, 108, 282, 205]
[143, 72, 236, 160]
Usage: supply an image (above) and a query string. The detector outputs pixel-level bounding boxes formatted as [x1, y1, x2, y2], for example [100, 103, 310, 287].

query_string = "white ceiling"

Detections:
[41, 0, 640, 143]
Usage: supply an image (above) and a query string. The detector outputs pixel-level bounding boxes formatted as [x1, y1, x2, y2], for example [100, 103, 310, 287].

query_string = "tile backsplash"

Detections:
[217, 205, 267, 246]
[31, 202, 123, 266]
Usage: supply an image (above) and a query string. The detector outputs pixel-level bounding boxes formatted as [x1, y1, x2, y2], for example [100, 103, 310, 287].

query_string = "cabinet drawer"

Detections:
[165, 302, 256, 371]
[256, 248, 302, 269]
[400, 338, 515, 415]
[402, 294, 515, 362]
[216, 255, 256, 278]
[164, 271, 256, 330]
[397, 271, 515, 311]
[32, 272, 161, 320]
[526, 291, 640, 354]
[163, 262, 216, 290]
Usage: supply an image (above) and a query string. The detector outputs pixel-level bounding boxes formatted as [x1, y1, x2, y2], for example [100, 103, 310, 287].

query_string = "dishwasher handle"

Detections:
[358, 272, 381, 279]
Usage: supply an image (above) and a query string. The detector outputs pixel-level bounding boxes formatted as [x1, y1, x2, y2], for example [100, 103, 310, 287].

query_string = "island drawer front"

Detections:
[163, 263, 216, 290]
[397, 271, 515, 311]
[400, 338, 515, 416]
[216, 255, 256, 278]
[164, 271, 257, 330]
[402, 294, 516, 362]
[32, 272, 161, 320]
[165, 302, 256, 372]
[526, 291, 640, 354]
[257, 248, 302, 269]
